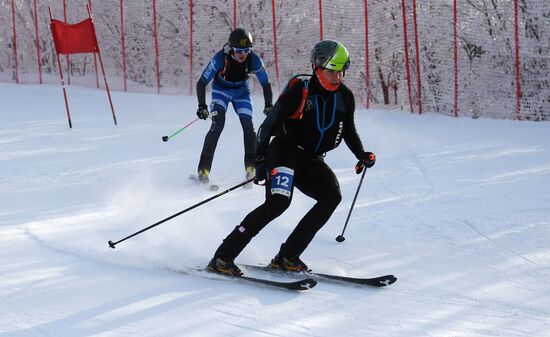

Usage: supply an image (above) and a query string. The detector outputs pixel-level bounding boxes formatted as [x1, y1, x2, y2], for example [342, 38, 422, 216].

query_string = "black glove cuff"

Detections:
[198, 104, 208, 109]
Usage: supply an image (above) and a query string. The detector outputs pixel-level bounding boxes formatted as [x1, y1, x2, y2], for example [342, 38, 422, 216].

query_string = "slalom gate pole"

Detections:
[87, 3, 117, 126]
[335, 168, 367, 243]
[162, 117, 200, 142]
[49, 6, 72, 129]
[108, 177, 255, 249]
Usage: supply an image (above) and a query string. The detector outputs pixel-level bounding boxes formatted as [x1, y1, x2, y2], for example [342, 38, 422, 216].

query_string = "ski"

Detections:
[222, 274, 316, 291]
[182, 268, 316, 291]
[189, 174, 219, 191]
[241, 264, 397, 287]
[307, 271, 397, 287]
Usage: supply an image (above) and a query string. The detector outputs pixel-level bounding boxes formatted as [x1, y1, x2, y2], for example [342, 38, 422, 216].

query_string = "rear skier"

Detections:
[207, 40, 376, 276]
[195, 28, 273, 184]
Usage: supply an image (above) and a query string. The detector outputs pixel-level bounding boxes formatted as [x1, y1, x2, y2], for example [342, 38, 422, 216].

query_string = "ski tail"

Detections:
[189, 174, 219, 191]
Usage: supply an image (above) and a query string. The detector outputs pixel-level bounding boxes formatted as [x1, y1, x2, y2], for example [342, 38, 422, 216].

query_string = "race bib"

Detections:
[270, 166, 294, 197]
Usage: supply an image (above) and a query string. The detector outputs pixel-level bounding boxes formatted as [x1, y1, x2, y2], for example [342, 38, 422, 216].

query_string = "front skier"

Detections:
[207, 40, 376, 276]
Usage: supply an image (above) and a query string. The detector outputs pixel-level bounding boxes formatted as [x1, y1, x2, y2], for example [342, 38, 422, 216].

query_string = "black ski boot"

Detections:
[268, 254, 309, 272]
[207, 257, 242, 276]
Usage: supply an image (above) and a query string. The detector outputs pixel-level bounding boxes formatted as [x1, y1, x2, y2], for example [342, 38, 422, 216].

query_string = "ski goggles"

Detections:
[232, 47, 251, 54]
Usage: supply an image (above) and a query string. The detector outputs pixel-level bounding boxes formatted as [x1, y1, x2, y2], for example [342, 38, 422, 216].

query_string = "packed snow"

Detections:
[1, 82, 549, 337]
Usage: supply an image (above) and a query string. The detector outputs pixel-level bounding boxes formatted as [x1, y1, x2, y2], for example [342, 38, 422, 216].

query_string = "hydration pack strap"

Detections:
[287, 74, 311, 120]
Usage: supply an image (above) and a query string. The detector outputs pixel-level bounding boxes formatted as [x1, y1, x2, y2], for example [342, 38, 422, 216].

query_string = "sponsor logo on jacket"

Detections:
[335, 121, 344, 146]
[203, 59, 217, 79]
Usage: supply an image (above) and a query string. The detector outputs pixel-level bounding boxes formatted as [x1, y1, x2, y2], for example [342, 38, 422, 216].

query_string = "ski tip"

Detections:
[299, 278, 317, 290]
[379, 275, 397, 286]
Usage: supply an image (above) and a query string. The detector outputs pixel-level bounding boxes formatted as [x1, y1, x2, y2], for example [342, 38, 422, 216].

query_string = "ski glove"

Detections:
[196, 104, 209, 120]
[254, 155, 269, 184]
[355, 152, 376, 174]
[263, 104, 273, 116]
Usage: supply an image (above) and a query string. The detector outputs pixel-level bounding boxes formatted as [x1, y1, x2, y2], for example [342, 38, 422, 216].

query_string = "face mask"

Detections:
[315, 67, 341, 92]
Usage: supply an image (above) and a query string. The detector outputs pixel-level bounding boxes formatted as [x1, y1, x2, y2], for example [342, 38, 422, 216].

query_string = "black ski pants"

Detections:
[214, 136, 342, 260]
[198, 104, 256, 172]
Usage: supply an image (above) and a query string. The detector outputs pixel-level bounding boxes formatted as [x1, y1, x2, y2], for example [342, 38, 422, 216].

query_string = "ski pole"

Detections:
[108, 177, 255, 249]
[335, 167, 367, 243]
[161, 117, 200, 142]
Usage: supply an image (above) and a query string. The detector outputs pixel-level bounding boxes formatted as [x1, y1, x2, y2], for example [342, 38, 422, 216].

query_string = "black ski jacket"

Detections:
[256, 74, 365, 160]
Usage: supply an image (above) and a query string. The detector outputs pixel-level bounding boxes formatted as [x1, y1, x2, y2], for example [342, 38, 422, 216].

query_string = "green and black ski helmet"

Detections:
[229, 28, 253, 48]
[310, 40, 350, 71]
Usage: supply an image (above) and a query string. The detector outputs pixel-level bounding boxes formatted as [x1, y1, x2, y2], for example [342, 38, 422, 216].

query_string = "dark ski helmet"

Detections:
[229, 28, 253, 48]
[311, 40, 350, 71]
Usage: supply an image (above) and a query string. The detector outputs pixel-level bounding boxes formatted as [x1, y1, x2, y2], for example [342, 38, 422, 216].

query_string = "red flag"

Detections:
[50, 18, 99, 54]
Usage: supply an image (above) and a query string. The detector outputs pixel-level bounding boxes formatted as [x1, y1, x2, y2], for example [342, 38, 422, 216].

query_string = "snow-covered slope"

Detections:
[1, 83, 549, 337]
